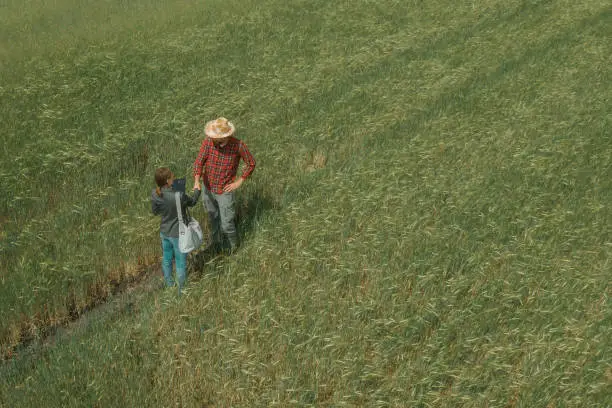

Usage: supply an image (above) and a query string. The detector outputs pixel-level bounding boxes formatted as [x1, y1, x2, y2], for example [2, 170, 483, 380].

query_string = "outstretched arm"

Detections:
[182, 188, 202, 207]
[193, 139, 209, 190]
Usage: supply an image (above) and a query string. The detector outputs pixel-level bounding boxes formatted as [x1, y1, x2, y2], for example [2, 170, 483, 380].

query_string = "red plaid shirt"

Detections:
[193, 137, 256, 194]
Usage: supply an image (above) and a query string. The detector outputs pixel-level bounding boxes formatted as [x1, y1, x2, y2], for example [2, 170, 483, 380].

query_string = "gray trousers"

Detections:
[202, 187, 238, 249]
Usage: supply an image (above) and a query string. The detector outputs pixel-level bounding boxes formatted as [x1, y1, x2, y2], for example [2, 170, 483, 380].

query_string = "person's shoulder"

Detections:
[238, 139, 253, 152]
[233, 137, 248, 147]
[151, 189, 164, 203]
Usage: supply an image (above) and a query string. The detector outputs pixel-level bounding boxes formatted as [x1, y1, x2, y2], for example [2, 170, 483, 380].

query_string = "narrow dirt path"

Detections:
[6, 251, 222, 361]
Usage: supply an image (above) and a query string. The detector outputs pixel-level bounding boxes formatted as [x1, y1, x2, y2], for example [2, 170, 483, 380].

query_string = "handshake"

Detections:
[192, 176, 243, 193]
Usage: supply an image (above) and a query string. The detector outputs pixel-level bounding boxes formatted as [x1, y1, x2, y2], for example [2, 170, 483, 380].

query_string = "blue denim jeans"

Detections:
[160, 232, 187, 293]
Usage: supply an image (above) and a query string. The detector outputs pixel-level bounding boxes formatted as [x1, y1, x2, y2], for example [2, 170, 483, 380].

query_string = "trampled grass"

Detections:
[0, 0, 610, 406]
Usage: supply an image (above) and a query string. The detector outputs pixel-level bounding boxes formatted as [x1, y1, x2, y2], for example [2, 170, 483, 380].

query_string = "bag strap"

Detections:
[174, 192, 184, 225]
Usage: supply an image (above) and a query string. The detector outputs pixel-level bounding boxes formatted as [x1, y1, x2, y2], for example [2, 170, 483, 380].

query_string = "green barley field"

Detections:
[1, 0, 610, 406]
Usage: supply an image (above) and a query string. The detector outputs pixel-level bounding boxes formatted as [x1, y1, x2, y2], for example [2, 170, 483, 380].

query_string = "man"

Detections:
[193, 117, 256, 253]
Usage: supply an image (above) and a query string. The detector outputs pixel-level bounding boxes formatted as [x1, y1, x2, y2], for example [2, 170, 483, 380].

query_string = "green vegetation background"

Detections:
[1, 0, 610, 406]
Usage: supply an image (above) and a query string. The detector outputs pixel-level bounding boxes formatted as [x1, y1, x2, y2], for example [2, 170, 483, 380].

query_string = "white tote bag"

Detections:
[175, 192, 203, 253]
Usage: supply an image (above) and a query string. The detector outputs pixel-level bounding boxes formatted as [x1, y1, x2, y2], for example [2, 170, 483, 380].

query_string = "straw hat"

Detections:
[205, 117, 235, 139]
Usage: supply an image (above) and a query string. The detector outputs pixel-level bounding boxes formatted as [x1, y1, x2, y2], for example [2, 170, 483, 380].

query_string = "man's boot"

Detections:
[226, 232, 239, 254]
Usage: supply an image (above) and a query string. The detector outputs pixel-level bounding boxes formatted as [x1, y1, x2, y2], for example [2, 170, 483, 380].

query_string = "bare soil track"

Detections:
[2, 251, 218, 361]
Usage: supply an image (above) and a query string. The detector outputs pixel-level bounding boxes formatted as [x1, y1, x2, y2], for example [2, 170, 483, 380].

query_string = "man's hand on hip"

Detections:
[223, 178, 244, 193]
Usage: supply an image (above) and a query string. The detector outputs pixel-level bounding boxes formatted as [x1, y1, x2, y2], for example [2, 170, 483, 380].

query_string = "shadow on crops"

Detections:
[188, 187, 275, 274]
[236, 187, 275, 237]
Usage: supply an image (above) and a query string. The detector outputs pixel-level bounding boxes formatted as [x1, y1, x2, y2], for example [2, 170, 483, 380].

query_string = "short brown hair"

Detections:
[154, 167, 172, 196]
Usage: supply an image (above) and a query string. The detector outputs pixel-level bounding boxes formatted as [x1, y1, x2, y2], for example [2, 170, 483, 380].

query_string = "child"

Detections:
[151, 167, 201, 293]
